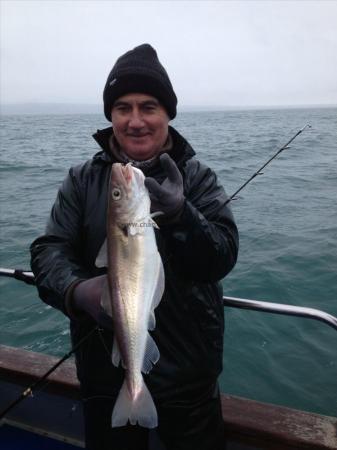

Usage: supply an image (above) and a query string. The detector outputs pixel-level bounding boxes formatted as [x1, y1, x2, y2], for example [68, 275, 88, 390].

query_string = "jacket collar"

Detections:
[91, 125, 196, 175]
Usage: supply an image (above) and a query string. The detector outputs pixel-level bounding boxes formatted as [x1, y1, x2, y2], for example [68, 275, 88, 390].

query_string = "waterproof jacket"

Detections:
[30, 126, 239, 401]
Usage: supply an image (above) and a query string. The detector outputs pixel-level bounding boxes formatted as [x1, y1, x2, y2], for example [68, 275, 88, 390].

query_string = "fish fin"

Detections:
[142, 333, 160, 374]
[111, 378, 157, 429]
[111, 337, 121, 367]
[147, 212, 164, 229]
[148, 311, 155, 331]
[100, 278, 112, 317]
[129, 214, 162, 233]
[149, 217, 160, 230]
[152, 257, 165, 310]
[150, 211, 164, 219]
[95, 239, 108, 267]
[147, 257, 164, 331]
[149, 212, 163, 229]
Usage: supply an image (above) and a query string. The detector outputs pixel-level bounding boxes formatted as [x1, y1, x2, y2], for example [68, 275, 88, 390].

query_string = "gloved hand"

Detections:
[145, 153, 185, 222]
[70, 275, 113, 329]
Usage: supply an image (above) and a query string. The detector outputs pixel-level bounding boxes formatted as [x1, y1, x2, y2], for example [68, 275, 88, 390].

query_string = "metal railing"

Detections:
[1, 267, 337, 332]
[222, 296, 337, 331]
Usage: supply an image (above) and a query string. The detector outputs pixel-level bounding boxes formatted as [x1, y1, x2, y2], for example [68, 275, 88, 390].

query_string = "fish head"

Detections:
[108, 163, 150, 227]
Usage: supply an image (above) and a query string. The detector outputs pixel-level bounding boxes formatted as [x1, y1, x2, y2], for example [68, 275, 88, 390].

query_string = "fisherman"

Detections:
[30, 44, 239, 450]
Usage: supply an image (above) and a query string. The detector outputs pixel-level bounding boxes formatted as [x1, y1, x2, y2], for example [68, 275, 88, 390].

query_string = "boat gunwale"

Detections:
[0, 344, 336, 449]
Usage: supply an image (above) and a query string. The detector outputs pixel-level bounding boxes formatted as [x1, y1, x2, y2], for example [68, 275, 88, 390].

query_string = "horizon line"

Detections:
[1, 101, 336, 107]
[1, 102, 336, 115]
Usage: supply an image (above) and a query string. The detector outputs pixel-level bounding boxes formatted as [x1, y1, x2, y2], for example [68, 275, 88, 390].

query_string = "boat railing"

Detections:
[222, 296, 337, 331]
[1, 268, 337, 331]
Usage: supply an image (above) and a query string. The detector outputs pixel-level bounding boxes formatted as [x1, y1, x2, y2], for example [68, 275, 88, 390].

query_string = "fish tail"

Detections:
[111, 378, 158, 429]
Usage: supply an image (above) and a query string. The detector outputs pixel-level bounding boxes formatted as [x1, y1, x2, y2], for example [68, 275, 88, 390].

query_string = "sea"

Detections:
[0, 107, 336, 418]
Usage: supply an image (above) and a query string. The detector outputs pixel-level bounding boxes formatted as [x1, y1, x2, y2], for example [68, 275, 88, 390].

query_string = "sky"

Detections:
[1, 0, 337, 109]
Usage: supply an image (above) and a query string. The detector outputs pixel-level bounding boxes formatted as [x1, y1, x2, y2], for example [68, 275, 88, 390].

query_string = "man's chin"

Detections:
[124, 146, 157, 161]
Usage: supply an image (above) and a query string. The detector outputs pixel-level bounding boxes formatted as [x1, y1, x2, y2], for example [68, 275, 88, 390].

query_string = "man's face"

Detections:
[111, 93, 170, 161]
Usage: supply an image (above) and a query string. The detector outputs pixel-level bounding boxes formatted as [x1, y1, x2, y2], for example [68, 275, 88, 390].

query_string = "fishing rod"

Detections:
[225, 124, 312, 205]
[0, 124, 313, 420]
[0, 266, 100, 420]
[0, 326, 98, 421]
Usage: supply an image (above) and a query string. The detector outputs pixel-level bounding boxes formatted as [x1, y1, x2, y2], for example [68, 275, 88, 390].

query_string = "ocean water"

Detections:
[0, 107, 336, 417]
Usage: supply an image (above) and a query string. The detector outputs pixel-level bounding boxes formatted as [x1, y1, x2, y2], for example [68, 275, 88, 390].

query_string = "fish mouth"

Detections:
[111, 163, 133, 185]
[110, 163, 148, 222]
[120, 163, 133, 183]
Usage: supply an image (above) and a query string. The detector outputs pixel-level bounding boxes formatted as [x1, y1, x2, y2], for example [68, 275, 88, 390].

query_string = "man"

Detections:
[30, 44, 239, 450]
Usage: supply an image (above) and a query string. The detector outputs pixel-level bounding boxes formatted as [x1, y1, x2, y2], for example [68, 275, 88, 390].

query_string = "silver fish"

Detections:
[96, 163, 164, 428]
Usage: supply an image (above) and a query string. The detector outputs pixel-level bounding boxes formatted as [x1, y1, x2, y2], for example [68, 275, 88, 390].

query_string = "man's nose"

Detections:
[128, 110, 145, 128]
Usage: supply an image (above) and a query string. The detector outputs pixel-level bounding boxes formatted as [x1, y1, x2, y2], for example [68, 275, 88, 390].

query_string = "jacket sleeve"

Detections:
[30, 166, 91, 316]
[161, 159, 239, 282]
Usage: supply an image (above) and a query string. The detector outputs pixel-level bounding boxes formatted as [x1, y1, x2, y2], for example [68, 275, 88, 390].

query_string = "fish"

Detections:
[95, 162, 164, 428]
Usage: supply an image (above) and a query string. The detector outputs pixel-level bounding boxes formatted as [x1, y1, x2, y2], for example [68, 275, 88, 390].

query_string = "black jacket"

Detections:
[30, 126, 239, 401]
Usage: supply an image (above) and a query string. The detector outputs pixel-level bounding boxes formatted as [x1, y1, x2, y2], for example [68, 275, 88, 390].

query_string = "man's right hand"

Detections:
[71, 275, 113, 329]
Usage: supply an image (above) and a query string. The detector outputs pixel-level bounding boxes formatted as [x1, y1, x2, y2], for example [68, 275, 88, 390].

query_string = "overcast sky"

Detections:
[1, 0, 337, 108]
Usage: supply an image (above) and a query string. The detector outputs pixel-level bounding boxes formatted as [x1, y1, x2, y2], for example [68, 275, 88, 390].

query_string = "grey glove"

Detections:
[145, 153, 185, 222]
[70, 275, 113, 330]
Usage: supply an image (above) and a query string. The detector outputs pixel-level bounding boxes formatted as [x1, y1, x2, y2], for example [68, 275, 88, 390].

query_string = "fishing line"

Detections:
[0, 124, 311, 420]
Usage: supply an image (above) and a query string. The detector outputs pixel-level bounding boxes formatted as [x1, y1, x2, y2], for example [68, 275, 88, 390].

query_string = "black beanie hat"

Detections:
[103, 44, 177, 121]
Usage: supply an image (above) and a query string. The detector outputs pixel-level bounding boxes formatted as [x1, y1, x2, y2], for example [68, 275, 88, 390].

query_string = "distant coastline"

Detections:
[1, 102, 336, 115]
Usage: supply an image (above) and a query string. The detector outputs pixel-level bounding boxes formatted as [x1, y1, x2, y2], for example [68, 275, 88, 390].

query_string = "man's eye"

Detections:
[144, 105, 156, 112]
[116, 106, 129, 112]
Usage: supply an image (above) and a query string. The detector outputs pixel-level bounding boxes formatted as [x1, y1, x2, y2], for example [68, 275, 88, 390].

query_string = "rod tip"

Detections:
[300, 124, 312, 132]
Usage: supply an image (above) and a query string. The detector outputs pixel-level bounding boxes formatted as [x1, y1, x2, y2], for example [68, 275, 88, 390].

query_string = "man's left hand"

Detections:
[145, 154, 185, 222]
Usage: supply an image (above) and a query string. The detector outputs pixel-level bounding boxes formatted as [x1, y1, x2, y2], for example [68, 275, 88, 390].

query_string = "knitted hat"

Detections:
[103, 44, 177, 121]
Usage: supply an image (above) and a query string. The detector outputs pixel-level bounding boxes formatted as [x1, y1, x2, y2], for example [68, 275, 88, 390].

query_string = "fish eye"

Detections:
[112, 188, 122, 200]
